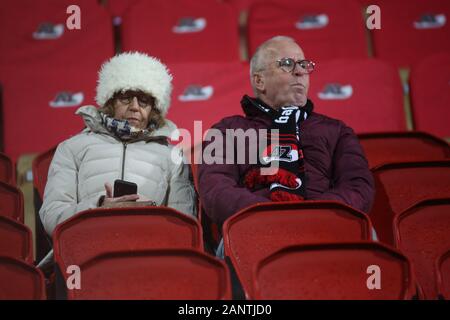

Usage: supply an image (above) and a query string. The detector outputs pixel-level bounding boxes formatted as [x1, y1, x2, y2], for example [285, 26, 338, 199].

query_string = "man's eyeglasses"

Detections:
[115, 91, 154, 108]
[276, 58, 316, 74]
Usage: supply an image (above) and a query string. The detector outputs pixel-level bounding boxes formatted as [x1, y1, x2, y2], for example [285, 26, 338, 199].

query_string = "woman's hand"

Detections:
[101, 182, 139, 207]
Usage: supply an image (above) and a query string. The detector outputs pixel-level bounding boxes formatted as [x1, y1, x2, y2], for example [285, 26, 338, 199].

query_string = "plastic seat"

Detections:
[0, 0, 114, 68]
[223, 201, 373, 298]
[0, 256, 46, 300]
[308, 58, 405, 133]
[1, 61, 97, 160]
[252, 242, 417, 300]
[393, 198, 450, 299]
[0, 181, 24, 223]
[410, 52, 450, 138]
[0, 216, 33, 264]
[436, 250, 450, 300]
[166, 62, 249, 150]
[121, 0, 240, 63]
[358, 131, 450, 168]
[53, 207, 203, 270]
[371, 0, 450, 68]
[247, 0, 368, 63]
[0, 152, 15, 186]
[370, 160, 450, 245]
[32, 146, 57, 262]
[66, 249, 231, 300]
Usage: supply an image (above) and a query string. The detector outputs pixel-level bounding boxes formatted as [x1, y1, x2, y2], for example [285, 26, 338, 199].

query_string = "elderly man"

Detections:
[198, 36, 374, 233]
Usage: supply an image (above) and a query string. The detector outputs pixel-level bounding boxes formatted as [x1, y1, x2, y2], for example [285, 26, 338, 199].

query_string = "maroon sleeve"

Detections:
[308, 123, 375, 213]
[197, 120, 271, 225]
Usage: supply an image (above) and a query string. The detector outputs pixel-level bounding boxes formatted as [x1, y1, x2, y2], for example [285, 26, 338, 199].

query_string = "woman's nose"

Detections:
[128, 96, 140, 110]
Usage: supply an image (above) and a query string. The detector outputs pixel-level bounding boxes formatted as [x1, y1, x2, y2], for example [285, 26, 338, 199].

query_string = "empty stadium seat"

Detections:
[358, 131, 450, 168]
[371, 0, 450, 68]
[436, 250, 450, 299]
[252, 242, 418, 300]
[223, 201, 373, 298]
[66, 249, 231, 300]
[393, 198, 450, 299]
[166, 62, 249, 150]
[247, 0, 368, 62]
[0, 152, 14, 185]
[370, 160, 450, 245]
[0, 181, 24, 223]
[0, 216, 33, 264]
[410, 52, 450, 138]
[53, 207, 203, 270]
[308, 58, 406, 133]
[32, 146, 57, 263]
[0, 256, 46, 300]
[0, 0, 114, 68]
[120, 0, 240, 63]
[1, 63, 97, 160]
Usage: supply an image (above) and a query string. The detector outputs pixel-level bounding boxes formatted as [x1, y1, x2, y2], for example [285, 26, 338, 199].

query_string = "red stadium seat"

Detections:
[0, 181, 24, 223]
[370, 161, 450, 246]
[371, 0, 450, 68]
[1, 63, 97, 160]
[0, 152, 15, 186]
[0, 0, 114, 68]
[121, 0, 240, 63]
[247, 0, 368, 63]
[252, 242, 418, 300]
[358, 131, 450, 169]
[32, 146, 57, 262]
[53, 207, 203, 270]
[223, 201, 373, 298]
[166, 62, 250, 150]
[393, 198, 450, 299]
[410, 52, 450, 138]
[32, 146, 57, 202]
[0, 216, 33, 264]
[436, 250, 450, 300]
[0, 256, 46, 300]
[66, 249, 231, 300]
[308, 58, 406, 133]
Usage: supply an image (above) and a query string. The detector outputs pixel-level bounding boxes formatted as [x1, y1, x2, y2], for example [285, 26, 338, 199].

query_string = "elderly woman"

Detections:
[39, 52, 196, 237]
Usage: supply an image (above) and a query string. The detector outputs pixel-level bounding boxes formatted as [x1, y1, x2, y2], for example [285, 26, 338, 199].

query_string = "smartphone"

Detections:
[113, 179, 138, 197]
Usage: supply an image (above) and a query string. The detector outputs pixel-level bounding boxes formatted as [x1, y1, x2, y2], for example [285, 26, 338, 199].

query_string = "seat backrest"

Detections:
[0, 216, 33, 264]
[0, 256, 46, 300]
[247, 0, 368, 62]
[0, 152, 15, 185]
[371, 0, 450, 68]
[68, 249, 231, 300]
[252, 242, 417, 300]
[358, 132, 450, 168]
[436, 250, 450, 300]
[308, 58, 405, 133]
[0, 0, 114, 68]
[32, 145, 57, 201]
[370, 161, 450, 245]
[393, 198, 450, 299]
[410, 52, 450, 138]
[53, 207, 203, 270]
[0, 181, 24, 223]
[121, 0, 240, 63]
[223, 201, 373, 298]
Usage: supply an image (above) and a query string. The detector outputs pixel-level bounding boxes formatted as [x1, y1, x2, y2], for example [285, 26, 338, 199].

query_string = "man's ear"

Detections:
[252, 72, 265, 92]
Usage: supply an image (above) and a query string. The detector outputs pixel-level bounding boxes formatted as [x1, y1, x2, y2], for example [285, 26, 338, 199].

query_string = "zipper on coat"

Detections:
[121, 142, 128, 180]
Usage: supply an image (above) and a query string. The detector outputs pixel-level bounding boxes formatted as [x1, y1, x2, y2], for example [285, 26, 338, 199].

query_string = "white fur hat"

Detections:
[95, 52, 173, 116]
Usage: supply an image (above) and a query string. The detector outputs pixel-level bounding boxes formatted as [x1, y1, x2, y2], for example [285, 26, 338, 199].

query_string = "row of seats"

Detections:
[1, 54, 450, 160]
[2, 0, 448, 66]
[2, 202, 449, 299]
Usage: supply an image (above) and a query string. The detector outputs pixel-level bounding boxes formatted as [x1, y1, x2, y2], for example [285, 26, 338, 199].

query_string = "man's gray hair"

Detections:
[249, 36, 297, 94]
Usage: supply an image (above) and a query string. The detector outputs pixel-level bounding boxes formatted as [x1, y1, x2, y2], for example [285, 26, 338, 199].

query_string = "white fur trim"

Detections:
[96, 52, 172, 116]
